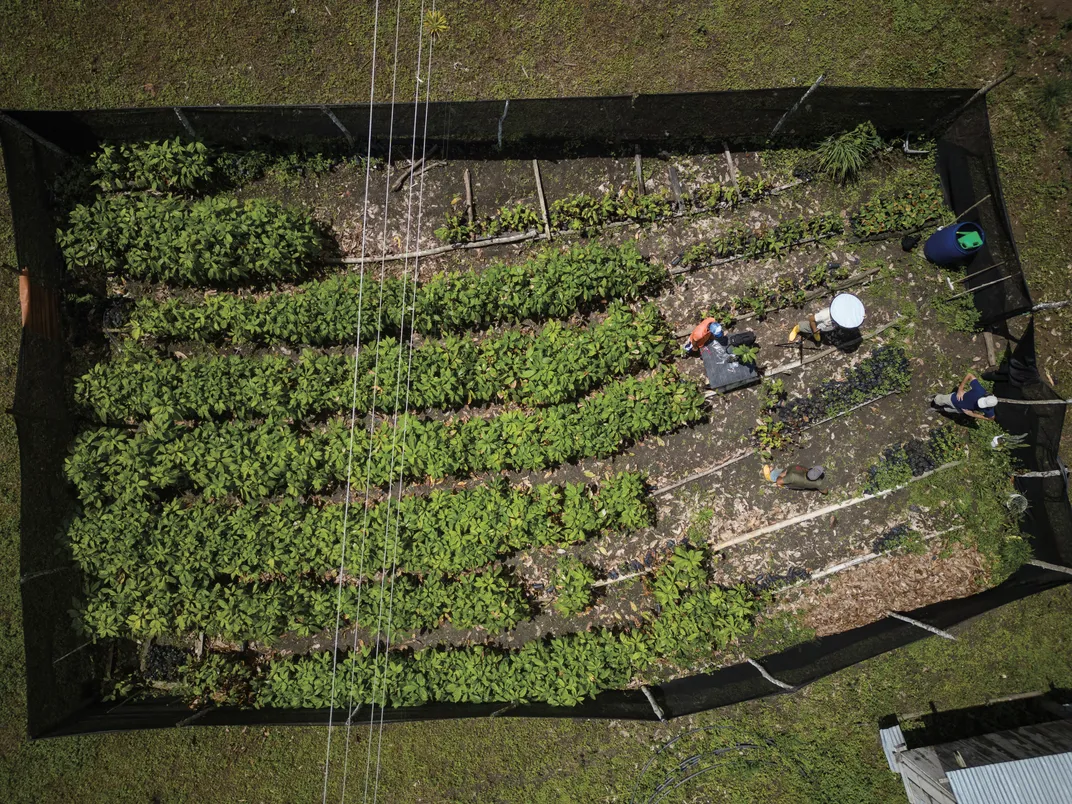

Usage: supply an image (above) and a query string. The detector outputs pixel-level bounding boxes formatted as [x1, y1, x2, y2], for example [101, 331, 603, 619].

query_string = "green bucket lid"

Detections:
[957, 230, 983, 250]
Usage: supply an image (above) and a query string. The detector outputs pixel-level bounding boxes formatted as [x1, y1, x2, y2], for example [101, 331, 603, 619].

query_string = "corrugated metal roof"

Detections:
[947, 753, 1072, 804]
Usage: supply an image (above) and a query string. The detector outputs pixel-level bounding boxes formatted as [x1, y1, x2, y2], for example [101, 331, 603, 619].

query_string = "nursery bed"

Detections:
[4, 88, 1068, 737]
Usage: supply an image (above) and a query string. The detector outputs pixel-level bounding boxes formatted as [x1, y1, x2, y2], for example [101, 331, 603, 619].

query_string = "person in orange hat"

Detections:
[683, 317, 724, 354]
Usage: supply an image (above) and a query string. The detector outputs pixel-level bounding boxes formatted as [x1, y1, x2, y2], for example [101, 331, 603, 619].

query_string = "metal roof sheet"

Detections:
[947, 753, 1072, 804]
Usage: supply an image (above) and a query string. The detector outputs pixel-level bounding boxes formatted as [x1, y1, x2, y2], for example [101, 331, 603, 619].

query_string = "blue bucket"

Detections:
[923, 222, 985, 265]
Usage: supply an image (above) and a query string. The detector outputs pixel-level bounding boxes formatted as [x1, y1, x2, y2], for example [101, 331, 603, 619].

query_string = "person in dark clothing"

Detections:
[931, 372, 997, 420]
[763, 464, 828, 494]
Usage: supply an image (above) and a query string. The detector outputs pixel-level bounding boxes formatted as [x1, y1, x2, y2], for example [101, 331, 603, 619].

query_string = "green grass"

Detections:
[2, 1, 1071, 801]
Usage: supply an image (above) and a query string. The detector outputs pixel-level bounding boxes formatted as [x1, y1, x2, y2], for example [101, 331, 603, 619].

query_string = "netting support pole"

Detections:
[1028, 559, 1072, 576]
[0, 110, 68, 157]
[770, 73, 825, 138]
[320, 106, 355, 148]
[641, 686, 667, 721]
[176, 705, 215, 727]
[173, 108, 196, 139]
[928, 69, 1015, 135]
[20, 564, 74, 584]
[53, 640, 93, 665]
[887, 611, 957, 641]
[746, 658, 795, 691]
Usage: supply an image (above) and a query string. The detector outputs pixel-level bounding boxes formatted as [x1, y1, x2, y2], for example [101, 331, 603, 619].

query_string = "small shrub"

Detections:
[817, 122, 883, 183]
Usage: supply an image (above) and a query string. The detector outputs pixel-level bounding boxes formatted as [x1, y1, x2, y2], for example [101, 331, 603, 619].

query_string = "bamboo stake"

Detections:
[328, 229, 546, 265]
[532, 159, 552, 240]
[709, 461, 962, 552]
[952, 194, 992, 224]
[771, 74, 826, 138]
[929, 70, 1015, 135]
[958, 260, 1004, 283]
[997, 398, 1072, 406]
[723, 142, 738, 187]
[463, 168, 475, 225]
[654, 390, 900, 498]
[635, 150, 645, 194]
[943, 273, 1018, 302]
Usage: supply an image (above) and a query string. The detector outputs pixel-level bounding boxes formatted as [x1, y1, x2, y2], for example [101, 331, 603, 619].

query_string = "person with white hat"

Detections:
[788, 292, 866, 343]
[932, 372, 998, 421]
[763, 464, 828, 493]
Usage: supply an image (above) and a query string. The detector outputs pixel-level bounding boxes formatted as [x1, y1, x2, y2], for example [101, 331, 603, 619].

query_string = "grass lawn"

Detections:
[1, 1, 1070, 801]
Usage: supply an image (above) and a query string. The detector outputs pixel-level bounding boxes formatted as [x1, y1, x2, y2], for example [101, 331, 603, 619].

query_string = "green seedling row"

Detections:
[175, 547, 759, 708]
[76, 303, 672, 422]
[80, 564, 531, 642]
[126, 242, 667, 345]
[66, 368, 705, 506]
[69, 474, 651, 584]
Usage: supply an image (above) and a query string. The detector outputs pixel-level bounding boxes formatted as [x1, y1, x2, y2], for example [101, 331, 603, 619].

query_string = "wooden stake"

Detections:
[983, 331, 998, 367]
[463, 168, 475, 225]
[634, 150, 645, 194]
[532, 159, 552, 240]
[392, 157, 425, 192]
[723, 142, 738, 187]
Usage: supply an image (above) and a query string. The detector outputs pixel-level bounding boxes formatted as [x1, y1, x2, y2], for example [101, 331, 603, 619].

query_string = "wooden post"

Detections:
[634, 150, 645, 194]
[668, 165, 684, 212]
[463, 168, 475, 225]
[532, 159, 552, 239]
[983, 331, 998, 367]
[723, 142, 738, 187]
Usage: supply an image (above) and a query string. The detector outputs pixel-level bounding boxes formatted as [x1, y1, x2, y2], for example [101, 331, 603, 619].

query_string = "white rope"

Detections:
[365, 5, 433, 802]
[353, 4, 407, 803]
[321, 3, 381, 801]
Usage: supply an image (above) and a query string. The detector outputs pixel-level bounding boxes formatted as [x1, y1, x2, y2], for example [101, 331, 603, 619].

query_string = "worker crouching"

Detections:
[763, 464, 828, 494]
[789, 293, 866, 344]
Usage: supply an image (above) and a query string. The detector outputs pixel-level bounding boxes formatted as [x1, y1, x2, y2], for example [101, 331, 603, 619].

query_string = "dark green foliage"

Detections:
[550, 555, 596, 616]
[907, 422, 1032, 582]
[76, 303, 672, 422]
[434, 175, 779, 243]
[777, 346, 912, 429]
[850, 186, 947, 237]
[67, 473, 652, 582]
[817, 122, 882, 182]
[91, 138, 213, 193]
[65, 368, 706, 506]
[58, 194, 322, 284]
[176, 547, 758, 708]
[864, 424, 964, 493]
[127, 242, 668, 344]
[79, 563, 531, 642]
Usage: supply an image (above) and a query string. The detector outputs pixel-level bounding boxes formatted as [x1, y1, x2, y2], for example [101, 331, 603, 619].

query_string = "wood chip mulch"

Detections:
[775, 544, 987, 637]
